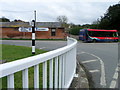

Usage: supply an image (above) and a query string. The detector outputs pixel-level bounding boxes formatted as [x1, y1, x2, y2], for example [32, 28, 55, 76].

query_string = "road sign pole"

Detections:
[32, 20, 35, 54]
[31, 10, 36, 55]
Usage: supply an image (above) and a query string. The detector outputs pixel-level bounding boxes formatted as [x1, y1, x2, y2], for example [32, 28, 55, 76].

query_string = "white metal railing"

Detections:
[0, 37, 77, 88]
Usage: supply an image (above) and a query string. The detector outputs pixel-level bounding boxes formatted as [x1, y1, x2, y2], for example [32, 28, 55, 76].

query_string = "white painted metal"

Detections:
[32, 33, 35, 40]
[63, 53, 66, 86]
[43, 61, 47, 88]
[0, 37, 77, 88]
[34, 65, 39, 88]
[0, 38, 77, 78]
[7, 74, 14, 88]
[67, 36, 74, 45]
[22, 69, 28, 88]
[62, 54, 65, 88]
[64, 48, 76, 88]
[32, 46, 35, 52]
[49, 59, 53, 88]
[54, 57, 58, 88]
[59, 55, 62, 88]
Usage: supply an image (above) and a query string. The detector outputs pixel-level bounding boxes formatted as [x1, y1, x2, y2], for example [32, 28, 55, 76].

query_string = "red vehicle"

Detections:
[79, 29, 119, 42]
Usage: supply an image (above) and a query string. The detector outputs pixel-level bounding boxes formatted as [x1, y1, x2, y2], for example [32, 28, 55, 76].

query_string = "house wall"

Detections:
[1, 27, 66, 39]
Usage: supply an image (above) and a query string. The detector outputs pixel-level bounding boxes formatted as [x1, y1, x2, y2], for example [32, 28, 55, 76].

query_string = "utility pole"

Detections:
[32, 10, 36, 54]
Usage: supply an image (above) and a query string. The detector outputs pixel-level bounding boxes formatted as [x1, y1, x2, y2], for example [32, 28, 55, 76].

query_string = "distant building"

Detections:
[0, 22, 66, 39]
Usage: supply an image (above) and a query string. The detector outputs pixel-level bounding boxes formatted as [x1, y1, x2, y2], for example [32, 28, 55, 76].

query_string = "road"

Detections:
[1, 40, 67, 51]
[2, 40, 119, 89]
[77, 42, 118, 88]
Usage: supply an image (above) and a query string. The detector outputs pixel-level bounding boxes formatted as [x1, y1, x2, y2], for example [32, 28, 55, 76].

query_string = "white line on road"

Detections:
[90, 53, 106, 87]
[109, 66, 118, 88]
[77, 52, 85, 55]
[113, 72, 118, 80]
[82, 59, 98, 64]
[39, 47, 46, 49]
[110, 80, 117, 88]
[89, 69, 100, 73]
[83, 52, 106, 87]
[115, 66, 118, 71]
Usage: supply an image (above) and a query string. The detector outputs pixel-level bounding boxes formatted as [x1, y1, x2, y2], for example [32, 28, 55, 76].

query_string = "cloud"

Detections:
[1, 0, 119, 3]
[0, 0, 119, 24]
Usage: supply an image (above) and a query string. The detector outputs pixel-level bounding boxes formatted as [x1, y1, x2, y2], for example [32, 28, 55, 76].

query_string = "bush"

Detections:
[69, 27, 83, 35]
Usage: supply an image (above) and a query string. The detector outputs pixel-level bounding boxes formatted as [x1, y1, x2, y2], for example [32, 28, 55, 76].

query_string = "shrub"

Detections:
[69, 27, 83, 35]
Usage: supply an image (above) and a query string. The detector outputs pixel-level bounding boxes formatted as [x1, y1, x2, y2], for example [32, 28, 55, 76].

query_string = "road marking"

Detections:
[110, 80, 117, 88]
[77, 52, 85, 55]
[115, 66, 118, 71]
[82, 59, 98, 64]
[113, 72, 118, 80]
[83, 52, 106, 87]
[39, 47, 46, 49]
[89, 69, 100, 73]
[109, 66, 118, 88]
[90, 53, 106, 87]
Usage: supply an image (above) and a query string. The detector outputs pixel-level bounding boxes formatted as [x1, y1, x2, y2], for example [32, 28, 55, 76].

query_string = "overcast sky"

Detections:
[0, 0, 119, 25]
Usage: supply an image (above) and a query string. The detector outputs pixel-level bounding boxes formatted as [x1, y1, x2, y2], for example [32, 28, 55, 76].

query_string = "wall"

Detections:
[1, 27, 66, 39]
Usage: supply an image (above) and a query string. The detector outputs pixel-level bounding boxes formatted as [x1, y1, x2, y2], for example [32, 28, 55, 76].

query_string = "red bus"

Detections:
[79, 29, 118, 42]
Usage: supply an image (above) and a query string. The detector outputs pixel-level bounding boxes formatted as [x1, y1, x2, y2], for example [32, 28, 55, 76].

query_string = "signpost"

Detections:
[31, 20, 35, 54]
[31, 10, 36, 55]
[36, 28, 49, 31]
[19, 27, 49, 32]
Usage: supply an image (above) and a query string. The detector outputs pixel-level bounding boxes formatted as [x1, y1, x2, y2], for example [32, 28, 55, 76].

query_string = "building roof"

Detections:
[0, 22, 29, 27]
[0, 22, 62, 28]
[36, 22, 62, 27]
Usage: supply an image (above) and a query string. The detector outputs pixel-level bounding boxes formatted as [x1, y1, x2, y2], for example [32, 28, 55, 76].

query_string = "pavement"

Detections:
[70, 55, 90, 89]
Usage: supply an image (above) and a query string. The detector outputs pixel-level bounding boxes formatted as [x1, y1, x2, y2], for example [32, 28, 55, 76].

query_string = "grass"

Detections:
[1, 44, 47, 88]
[1, 38, 65, 41]
[2, 44, 47, 62]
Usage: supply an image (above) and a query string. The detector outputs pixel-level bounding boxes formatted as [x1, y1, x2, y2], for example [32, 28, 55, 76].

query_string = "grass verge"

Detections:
[1, 44, 47, 88]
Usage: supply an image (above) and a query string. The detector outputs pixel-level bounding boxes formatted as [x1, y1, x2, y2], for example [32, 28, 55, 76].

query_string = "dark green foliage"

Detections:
[98, 4, 120, 33]
[0, 17, 10, 22]
[69, 27, 83, 35]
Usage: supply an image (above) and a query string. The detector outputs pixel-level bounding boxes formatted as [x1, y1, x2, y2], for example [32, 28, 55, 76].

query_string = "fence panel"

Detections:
[0, 37, 77, 88]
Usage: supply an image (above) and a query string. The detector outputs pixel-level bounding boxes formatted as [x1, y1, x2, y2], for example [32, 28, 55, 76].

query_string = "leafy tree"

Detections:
[13, 19, 25, 22]
[69, 27, 83, 35]
[0, 17, 10, 22]
[98, 4, 120, 32]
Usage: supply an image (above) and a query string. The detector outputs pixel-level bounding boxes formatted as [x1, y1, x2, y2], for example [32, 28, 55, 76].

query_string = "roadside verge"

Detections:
[70, 57, 91, 89]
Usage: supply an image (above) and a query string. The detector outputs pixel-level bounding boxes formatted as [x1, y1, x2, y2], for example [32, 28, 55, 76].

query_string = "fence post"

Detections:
[67, 37, 70, 45]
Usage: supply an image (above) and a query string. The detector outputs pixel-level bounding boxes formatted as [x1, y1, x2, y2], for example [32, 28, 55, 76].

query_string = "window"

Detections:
[88, 31, 118, 37]
[51, 28, 56, 36]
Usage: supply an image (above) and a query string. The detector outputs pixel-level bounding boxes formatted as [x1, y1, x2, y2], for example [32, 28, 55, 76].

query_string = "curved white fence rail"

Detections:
[0, 37, 77, 88]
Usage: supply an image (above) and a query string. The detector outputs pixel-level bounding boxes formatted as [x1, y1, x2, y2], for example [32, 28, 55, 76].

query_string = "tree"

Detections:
[13, 19, 25, 22]
[0, 17, 10, 22]
[56, 15, 68, 28]
[98, 4, 120, 32]
[69, 27, 83, 35]
[56, 15, 68, 24]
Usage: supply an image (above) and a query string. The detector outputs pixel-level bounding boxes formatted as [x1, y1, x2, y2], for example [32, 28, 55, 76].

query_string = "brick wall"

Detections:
[1, 27, 66, 39]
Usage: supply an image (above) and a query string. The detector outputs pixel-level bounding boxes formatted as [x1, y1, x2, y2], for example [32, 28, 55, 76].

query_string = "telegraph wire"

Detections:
[1, 10, 32, 13]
